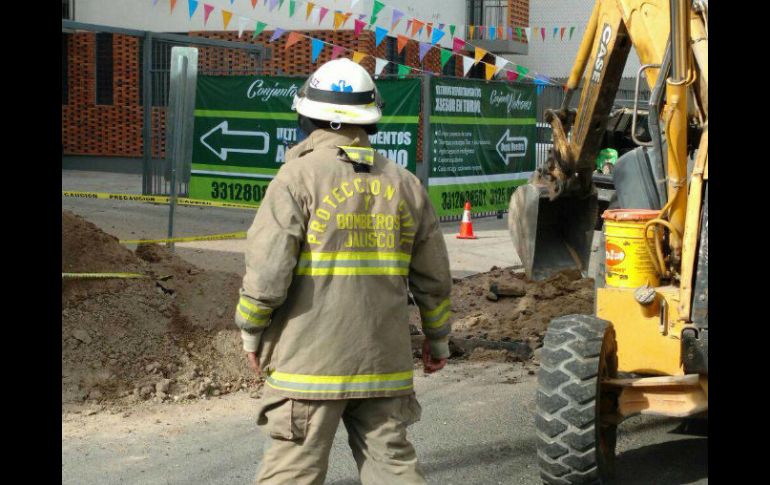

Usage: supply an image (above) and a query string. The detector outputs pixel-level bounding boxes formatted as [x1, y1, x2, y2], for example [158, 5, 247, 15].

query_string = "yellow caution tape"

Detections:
[62, 191, 259, 210]
[119, 231, 247, 245]
[62, 272, 149, 279]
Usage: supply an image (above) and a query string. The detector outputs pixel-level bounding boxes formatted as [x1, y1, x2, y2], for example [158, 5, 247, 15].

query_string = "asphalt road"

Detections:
[62, 361, 707, 485]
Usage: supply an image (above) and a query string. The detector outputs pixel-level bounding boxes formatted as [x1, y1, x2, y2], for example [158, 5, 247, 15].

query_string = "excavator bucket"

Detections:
[508, 183, 598, 280]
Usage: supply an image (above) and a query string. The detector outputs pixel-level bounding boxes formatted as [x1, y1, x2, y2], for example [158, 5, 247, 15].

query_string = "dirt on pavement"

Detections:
[62, 210, 594, 411]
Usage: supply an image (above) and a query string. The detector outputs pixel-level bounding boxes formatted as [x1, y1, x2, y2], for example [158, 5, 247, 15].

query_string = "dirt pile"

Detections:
[410, 266, 595, 360]
[62, 210, 253, 409]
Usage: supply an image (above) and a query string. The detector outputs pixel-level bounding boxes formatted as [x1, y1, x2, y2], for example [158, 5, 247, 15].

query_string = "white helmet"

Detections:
[293, 58, 383, 125]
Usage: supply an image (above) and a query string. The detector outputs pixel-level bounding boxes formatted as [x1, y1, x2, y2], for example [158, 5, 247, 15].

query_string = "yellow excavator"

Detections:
[507, 0, 707, 483]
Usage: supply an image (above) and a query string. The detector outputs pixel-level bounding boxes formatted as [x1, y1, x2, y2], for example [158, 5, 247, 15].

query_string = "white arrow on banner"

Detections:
[496, 129, 528, 165]
[200, 121, 270, 161]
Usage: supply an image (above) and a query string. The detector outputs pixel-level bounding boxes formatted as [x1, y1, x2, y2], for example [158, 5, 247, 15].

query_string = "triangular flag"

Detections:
[250, 0, 257, 7]
[358, 13, 366, 21]
[449, 25, 456, 38]
[375, 26, 388, 47]
[507, 26, 513, 40]
[188, 0, 198, 18]
[253, 21, 267, 39]
[440, 49, 453, 69]
[203, 3, 214, 25]
[541, 27, 545, 41]
[485, 63, 496, 80]
[560, 27, 566, 40]
[391, 9, 404, 30]
[352, 51, 367, 64]
[269, 0, 279, 12]
[406, 19, 412, 34]
[412, 20, 425, 37]
[341, 12, 352, 28]
[397, 35, 409, 54]
[289, 0, 296, 17]
[374, 58, 389, 77]
[306, 2, 314, 20]
[311, 38, 324, 63]
[507, 70, 518, 82]
[372, 1, 385, 20]
[439, 23, 445, 30]
[269, 28, 286, 42]
[418, 42, 432, 62]
[489, 26, 496, 40]
[279, 0, 285, 10]
[319, 7, 329, 25]
[238, 17, 249, 37]
[553, 27, 558, 39]
[452, 37, 466, 53]
[469, 25, 475, 39]
[516, 27, 522, 41]
[524, 27, 531, 41]
[426, 23, 433, 40]
[569, 26, 575, 40]
[431, 28, 445, 45]
[331, 45, 345, 59]
[153, 0, 159, 6]
[229, 0, 233, 4]
[397, 64, 411, 79]
[474, 47, 487, 65]
[462, 56, 474, 77]
[285, 32, 303, 49]
[495, 55, 509, 71]
[221, 10, 232, 29]
[170, 0, 178, 12]
[516, 65, 529, 77]
[334, 11, 344, 30]
[354, 19, 366, 38]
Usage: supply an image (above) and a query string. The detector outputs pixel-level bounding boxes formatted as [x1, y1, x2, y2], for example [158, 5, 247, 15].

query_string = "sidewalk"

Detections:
[62, 170, 521, 278]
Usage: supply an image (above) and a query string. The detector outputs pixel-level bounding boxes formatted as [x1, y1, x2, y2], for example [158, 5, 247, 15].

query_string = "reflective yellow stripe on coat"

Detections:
[419, 298, 452, 339]
[237, 296, 272, 327]
[295, 251, 411, 276]
[265, 370, 414, 394]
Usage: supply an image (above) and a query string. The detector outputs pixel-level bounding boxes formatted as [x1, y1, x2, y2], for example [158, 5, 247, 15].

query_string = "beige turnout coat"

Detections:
[234, 126, 452, 400]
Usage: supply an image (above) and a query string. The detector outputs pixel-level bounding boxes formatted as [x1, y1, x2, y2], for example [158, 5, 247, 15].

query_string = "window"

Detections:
[384, 36, 406, 76]
[95, 33, 114, 105]
[466, 1, 508, 39]
[62, 0, 72, 20]
[62, 34, 69, 104]
[151, 41, 174, 106]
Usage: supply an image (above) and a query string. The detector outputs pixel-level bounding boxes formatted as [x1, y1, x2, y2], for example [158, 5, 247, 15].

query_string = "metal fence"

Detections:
[62, 20, 268, 197]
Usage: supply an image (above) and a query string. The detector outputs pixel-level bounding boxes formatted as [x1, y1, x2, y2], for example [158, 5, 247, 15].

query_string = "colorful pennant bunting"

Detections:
[375, 26, 388, 47]
[331, 45, 345, 59]
[221, 10, 232, 29]
[285, 31, 303, 49]
[170, 0, 178, 13]
[238, 16, 249, 37]
[489, 26, 496, 40]
[374, 58, 389, 77]
[305, 2, 314, 20]
[253, 21, 267, 38]
[188, 0, 198, 18]
[289, 0, 295, 17]
[333, 11, 344, 30]
[418, 42, 431, 62]
[507, 70, 518, 82]
[541, 27, 545, 41]
[431, 28, 445, 45]
[440, 49, 453, 69]
[319, 7, 329, 25]
[462, 56, 474, 76]
[353, 19, 366, 38]
[203, 3, 214, 25]
[449, 25, 456, 38]
[560, 27, 566, 40]
[485, 63, 496, 80]
[352, 51, 367, 64]
[569, 26, 575, 40]
[412, 20, 424, 37]
[524, 27, 531, 41]
[553, 27, 558, 39]
[397, 64, 411, 78]
[452, 37, 466, 54]
[397, 35, 409, 54]
[406, 19, 412, 34]
[269, 28, 285, 42]
[268, 0, 279, 12]
[474, 47, 487, 65]
[391, 9, 404, 30]
[311, 38, 324, 62]
[372, 1, 385, 21]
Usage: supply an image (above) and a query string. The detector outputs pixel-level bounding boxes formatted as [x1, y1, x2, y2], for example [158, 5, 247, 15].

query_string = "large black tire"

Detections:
[536, 315, 618, 485]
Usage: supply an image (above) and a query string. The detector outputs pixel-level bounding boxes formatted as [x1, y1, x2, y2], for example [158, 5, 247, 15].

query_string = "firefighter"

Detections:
[234, 58, 453, 485]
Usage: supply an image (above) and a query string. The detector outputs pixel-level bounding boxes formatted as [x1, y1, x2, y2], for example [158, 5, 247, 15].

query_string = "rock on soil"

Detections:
[62, 210, 255, 411]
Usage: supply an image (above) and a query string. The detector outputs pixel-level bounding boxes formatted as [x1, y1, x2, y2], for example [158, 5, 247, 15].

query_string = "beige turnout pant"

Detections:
[254, 393, 426, 485]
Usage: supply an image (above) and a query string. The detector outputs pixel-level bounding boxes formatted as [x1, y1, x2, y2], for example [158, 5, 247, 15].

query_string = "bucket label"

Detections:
[605, 243, 625, 266]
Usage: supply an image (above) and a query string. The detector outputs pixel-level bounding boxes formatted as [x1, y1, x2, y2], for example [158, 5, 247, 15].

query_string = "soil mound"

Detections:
[62, 210, 252, 410]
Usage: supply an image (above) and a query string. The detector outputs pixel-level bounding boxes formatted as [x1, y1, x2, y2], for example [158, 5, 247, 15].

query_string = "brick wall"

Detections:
[509, 0, 530, 43]
[62, 26, 475, 159]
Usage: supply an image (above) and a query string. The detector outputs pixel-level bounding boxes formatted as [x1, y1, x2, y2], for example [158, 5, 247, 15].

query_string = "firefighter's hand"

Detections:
[422, 338, 447, 374]
[246, 351, 261, 377]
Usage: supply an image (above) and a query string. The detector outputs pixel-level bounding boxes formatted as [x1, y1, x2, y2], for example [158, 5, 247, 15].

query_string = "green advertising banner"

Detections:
[428, 78, 537, 217]
[190, 76, 420, 206]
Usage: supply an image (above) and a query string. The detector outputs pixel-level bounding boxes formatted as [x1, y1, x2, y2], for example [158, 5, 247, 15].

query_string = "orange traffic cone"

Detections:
[456, 201, 478, 239]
